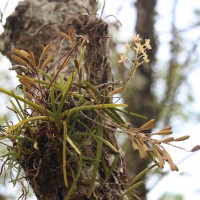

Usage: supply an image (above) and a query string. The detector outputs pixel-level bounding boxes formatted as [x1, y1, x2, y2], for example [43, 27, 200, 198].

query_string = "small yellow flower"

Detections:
[134, 42, 142, 53]
[143, 54, 150, 63]
[118, 53, 127, 63]
[145, 39, 152, 50]
[140, 46, 146, 55]
[132, 34, 142, 43]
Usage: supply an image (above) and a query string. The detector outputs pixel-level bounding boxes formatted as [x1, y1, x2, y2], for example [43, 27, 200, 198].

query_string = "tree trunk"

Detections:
[124, 0, 157, 197]
[0, 0, 128, 199]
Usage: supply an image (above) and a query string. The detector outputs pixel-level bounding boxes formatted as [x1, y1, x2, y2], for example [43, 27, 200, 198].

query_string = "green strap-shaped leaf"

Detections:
[104, 155, 120, 182]
[6, 116, 54, 134]
[104, 108, 125, 124]
[94, 135, 119, 153]
[62, 121, 81, 190]
[114, 107, 147, 119]
[68, 94, 87, 136]
[0, 88, 53, 117]
[63, 103, 127, 120]
[50, 87, 57, 114]
[57, 68, 77, 113]
[87, 116, 103, 198]
[9, 99, 23, 122]
[66, 135, 81, 155]
[57, 74, 73, 113]
[122, 181, 144, 198]
[62, 121, 68, 187]
[128, 164, 156, 186]
[84, 81, 104, 102]
[66, 155, 83, 200]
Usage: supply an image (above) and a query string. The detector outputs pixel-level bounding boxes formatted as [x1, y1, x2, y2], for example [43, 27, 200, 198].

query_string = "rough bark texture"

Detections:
[0, 0, 128, 199]
[0, 0, 90, 59]
[123, 0, 157, 197]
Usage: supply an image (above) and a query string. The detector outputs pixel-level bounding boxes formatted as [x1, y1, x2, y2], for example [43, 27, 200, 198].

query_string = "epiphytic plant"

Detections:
[0, 29, 198, 199]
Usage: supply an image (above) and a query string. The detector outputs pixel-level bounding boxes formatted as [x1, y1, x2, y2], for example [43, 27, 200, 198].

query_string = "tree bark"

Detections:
[0, 0, 128, 199]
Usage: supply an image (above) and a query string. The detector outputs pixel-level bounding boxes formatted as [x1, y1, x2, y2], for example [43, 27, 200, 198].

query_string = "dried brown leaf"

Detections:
[13, 48, 29, 59]
[60, 32, 70, 40]
[68, 27, 75, 44]
[24, 91, 35, 101]
[41, 56, 53, 69]
[173, 135, 190, 142]
[161, 126, 172, 131]
[162, 148, 179, 171]
[140, 119, 156, 131]
[19, 78, 32, 88]
[150, 130, 172, 136]
[134, 138, 148, 159]
[160, 137, 174, 143]
[60, 56, 70, 70]
[40, 43, 50, 61]
[108, 87, 123, 97]
[152, 145, 165, 168]
[20, 76, 39, 90]
[28, 52, 37, 67]
[81, 35, 89, 47]
[153, 145, 164, 156]
[86, 88, 98, 103]
[190, 145, 200, 152]
[132, 140, 138, 150]
[11, 55, 29, 66]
